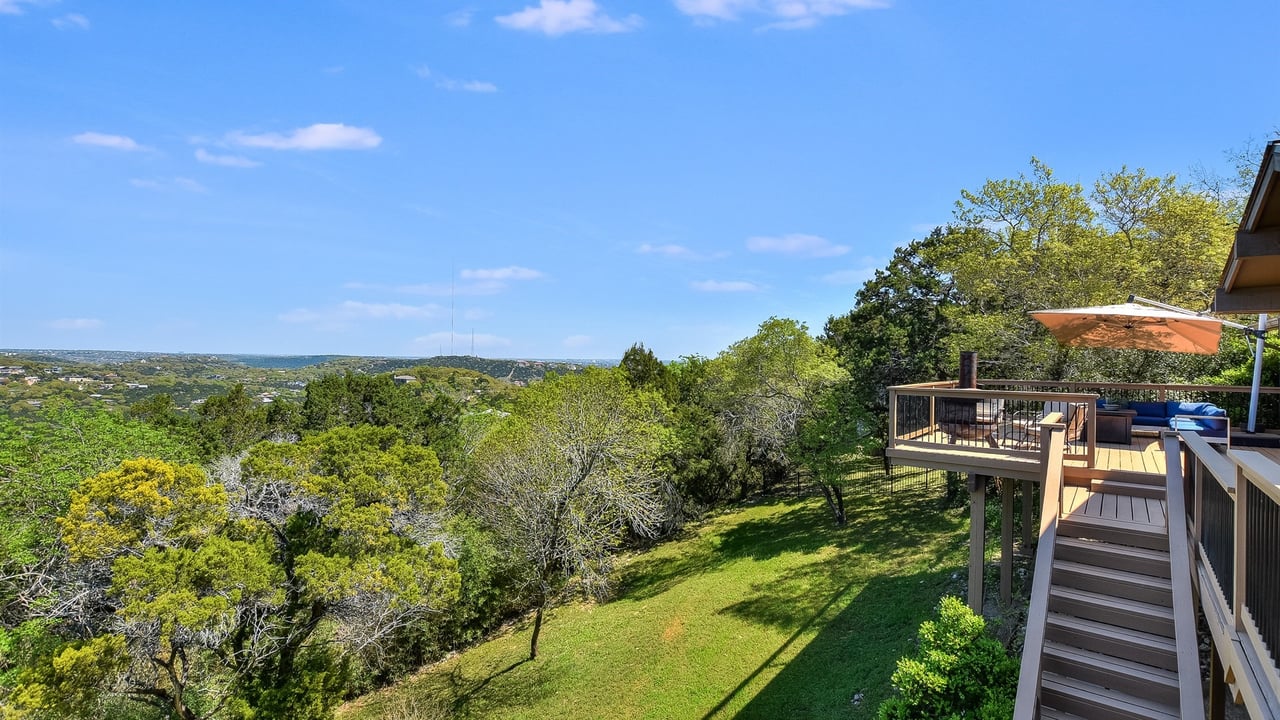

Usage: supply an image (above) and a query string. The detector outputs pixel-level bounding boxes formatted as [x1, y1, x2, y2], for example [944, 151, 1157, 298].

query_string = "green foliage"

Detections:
[705, 318, 848, 495]
[6, 428, 460, 720]
[471, 368, 671, 659]
[300, 372, 461, 456]
[877, 596, 1017, 720]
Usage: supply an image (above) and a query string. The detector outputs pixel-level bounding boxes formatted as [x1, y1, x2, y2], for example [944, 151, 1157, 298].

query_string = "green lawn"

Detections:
[340, 478, 969, 720]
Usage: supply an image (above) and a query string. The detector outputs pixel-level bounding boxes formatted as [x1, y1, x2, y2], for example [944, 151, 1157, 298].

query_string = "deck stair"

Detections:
[1035, 503, 1181, 719]
[1016, 424, 1202, 719]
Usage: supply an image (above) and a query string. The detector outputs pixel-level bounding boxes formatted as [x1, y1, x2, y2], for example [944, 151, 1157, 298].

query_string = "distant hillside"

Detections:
[219, 354, 347, 369]
[311, 355, 612, 385]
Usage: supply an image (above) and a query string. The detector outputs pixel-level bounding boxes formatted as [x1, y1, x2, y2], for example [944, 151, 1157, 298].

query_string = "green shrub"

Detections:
[877, 596, 1017, 720]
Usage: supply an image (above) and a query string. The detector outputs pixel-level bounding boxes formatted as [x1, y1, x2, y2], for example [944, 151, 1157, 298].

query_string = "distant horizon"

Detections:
[1, 348, 621, 364]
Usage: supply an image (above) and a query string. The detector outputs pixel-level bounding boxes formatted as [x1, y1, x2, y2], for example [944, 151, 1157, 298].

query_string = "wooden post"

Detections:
[958, 351, 978, 389]
[968, 473, 986, 614]
[1021, 480, 1034, 549]
[1209, 645, 1226, 720]
[1001, 478, 1013, 604]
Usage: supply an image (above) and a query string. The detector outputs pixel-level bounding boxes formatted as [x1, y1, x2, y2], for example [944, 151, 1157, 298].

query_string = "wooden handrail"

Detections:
[1012, 417, 1067, 720]
[1162, 432, 1208, 719]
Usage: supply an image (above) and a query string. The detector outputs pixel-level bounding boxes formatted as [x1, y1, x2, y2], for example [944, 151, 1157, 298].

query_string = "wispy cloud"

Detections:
[673, 0, 888, 29]
[446, 8, 474, 27]
[460, 266, 543, 281]
[414, 331, 511, 351]
[195, 148, 261, 168]
[691, 279, 760, 292]
[638, 243, 693, 258]
[228, 123, 381, 151]
[637, 243, 728, 260]
[130, 177, 207, 193]
[279, 301, 444, 330]
[347, 268, 543, 297]
[0, 0, 42, 16]
[746, 233, 848, 257]
[413, 65, 498, 93]
[50, 317, 102, 330]
[72, 132, 145, 151]
[821, 256, 885, 286]
[51, 12, 89, 30]
[497, 0, 642, 36]
[563, 334, 592, 348]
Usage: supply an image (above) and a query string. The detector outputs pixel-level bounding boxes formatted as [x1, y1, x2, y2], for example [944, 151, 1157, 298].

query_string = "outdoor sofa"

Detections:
[1126, 400, 1229, 437]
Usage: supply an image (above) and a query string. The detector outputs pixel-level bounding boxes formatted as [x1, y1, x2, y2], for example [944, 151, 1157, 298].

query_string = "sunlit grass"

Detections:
[340, 474, 969, 720]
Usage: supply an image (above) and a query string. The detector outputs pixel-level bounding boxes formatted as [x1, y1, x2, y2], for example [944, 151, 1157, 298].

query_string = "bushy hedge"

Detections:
[877, 596, 1018, 720]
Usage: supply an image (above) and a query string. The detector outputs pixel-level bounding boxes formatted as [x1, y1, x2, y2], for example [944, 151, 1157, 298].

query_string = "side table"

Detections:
[1093, 408, 1137, 445]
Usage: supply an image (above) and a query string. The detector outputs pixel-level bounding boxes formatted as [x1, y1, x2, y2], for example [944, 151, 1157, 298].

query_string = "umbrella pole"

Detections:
[1249, 313, 1267, 433]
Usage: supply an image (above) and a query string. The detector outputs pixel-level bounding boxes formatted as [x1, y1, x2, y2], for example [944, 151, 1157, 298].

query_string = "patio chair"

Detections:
[1011, 401, 1086, 447]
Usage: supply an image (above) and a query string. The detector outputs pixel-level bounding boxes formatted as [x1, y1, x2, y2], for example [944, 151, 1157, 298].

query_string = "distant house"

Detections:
[393, 375, 419, 385]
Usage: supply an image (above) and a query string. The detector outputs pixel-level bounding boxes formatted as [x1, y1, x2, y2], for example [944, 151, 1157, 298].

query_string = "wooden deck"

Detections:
[1074, 437, 1167, 476]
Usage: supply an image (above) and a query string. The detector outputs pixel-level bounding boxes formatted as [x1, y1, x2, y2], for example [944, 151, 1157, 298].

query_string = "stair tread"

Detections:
[1041, 672, 1179, 720]
[1060, 513, 1164, 536]
[1045, 612, 1176, 652]
[1052, 559, 1173, 591]
[1049, 585, 1173, 621]
[1091, 479, 1166, 492]
[1055, 536, 1170, 561]
[1039, 708, 1088, 720]
[1042, 640, 1179, 687]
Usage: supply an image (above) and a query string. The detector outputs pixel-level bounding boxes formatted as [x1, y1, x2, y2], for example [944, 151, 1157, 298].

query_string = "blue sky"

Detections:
[1, 1, 1277, 361]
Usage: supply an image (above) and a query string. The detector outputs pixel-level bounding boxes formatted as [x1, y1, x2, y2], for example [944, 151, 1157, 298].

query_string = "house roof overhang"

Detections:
[1215, 140, 1280, 314]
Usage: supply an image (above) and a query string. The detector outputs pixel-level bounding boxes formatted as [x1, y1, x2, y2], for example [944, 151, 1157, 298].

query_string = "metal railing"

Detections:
[887, 382, 1097, 467]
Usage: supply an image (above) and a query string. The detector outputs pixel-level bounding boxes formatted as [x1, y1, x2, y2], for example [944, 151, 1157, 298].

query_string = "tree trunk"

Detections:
[529, 604, 545, 660]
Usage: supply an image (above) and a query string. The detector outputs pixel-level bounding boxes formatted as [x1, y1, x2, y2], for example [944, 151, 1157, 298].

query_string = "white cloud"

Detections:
[463, 308, 492, 321]
[824, 254, 885, 283]
[453, 79, 498, 93]
[195, 148, 261, 168]
[746, 233, 849, 257]
[279, 301, 443, 329]
[130, 177, 207, 193]
[496, 0, 642, 36]
[446, 8, 474, 27]
[673, 0, 888, 29]
[50, 317, 102, 330]
[72, 132, 144, 151]
[638, 243, 693, 257]
[691, 279, 760, 292]
[563, 334, 593, 348]
[340, 301, 439, 319]
[51, 12, 89, 29]
[323, 65, 345, 74]
[461, 266, 544, 281]
[0, 0, 40, 15]
[414, 331, 511, 350]
[414, 65, 498, 93]
[228, 123, 381, 151]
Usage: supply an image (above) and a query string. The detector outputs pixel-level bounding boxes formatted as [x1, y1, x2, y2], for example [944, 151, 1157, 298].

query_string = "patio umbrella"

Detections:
[1030, 302, 1224, 355]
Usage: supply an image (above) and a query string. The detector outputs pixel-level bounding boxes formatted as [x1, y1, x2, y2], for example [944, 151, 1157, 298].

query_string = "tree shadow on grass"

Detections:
[619, 484, 962, 604]
[706, 568, 962, 720]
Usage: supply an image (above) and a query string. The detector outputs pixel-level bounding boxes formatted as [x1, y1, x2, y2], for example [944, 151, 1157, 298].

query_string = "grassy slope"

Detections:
[341, 479, 968, 720]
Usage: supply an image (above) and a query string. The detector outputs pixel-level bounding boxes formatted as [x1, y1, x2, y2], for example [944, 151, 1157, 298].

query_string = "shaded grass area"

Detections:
[340, 476, 969, 720]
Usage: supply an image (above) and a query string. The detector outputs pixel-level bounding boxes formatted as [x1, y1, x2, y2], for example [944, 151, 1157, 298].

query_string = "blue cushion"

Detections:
[1169, 401, 1227, 430]
[1133, 415, 1166, 426]
[1170, 416, 1228, 436]
[1129, 401, 1165, 418]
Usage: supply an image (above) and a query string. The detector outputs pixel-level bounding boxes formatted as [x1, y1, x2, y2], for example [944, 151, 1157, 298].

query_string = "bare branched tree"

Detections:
[470, 368, 669, 660]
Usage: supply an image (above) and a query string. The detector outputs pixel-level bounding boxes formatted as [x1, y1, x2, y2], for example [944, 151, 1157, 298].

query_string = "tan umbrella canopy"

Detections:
[1030, 302, 1224, 355]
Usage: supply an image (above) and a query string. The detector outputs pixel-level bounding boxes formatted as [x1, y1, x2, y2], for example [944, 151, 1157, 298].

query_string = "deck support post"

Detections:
[968, 473, 986, 614]
[1209, 644, 1226, 720]
[1021, 479, 1034, 549]
[1001, 478, 1013, 604]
